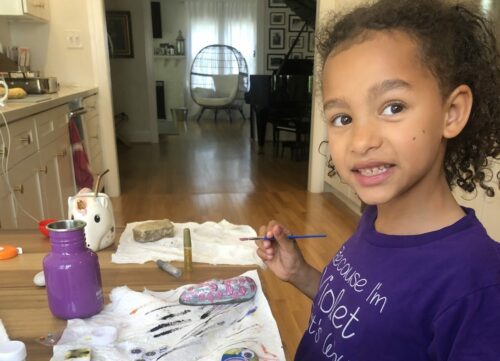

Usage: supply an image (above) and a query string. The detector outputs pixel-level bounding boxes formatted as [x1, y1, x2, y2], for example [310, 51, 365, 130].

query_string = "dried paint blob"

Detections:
[64, 348, 91, 359]
[130, 348, 144, 354]
[221, 348, 259, 361]
[129, 346, 168, 361]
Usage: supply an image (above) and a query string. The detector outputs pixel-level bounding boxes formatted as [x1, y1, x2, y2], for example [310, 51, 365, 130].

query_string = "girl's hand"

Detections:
[255, 221, 308, 283]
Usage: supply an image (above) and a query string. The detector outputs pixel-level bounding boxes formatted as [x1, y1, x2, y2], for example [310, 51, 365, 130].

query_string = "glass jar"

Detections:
[175, 30, 185, 55]
[44, 220, 104, 319]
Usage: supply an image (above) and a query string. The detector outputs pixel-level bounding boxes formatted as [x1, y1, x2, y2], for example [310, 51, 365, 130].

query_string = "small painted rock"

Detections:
[221, 348, 259, 361]
[179, 276, 257, 305]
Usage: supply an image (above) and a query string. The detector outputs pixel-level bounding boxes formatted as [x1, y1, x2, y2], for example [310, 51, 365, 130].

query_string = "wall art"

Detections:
[106, 11, 134, 58]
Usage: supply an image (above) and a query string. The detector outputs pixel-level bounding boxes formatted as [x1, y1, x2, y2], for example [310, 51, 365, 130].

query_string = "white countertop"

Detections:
[0, 86, 98, 124]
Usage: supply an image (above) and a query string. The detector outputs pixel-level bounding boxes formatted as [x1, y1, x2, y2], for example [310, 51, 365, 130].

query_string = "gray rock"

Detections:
[133, 219, 174, 242]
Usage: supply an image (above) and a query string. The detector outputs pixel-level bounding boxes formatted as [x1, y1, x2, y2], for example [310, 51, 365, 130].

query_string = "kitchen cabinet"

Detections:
[0, 0, 50, 22]
[81, 94, 105, 191]
[0, 103, 75, 229]
[0, 151, 45, 228]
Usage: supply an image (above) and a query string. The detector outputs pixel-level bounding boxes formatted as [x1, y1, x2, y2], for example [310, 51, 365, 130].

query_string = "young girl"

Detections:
[256, 0, 500, 360]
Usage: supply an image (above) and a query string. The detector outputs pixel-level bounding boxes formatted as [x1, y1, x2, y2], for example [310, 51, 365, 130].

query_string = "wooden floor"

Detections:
[113, 117, 359, 360]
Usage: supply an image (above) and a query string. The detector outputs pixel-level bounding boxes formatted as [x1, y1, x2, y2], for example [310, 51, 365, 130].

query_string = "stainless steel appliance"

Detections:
[5, 77, 59, 94]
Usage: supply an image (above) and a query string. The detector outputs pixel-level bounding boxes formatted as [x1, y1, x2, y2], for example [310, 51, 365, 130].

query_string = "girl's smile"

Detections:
[352, 162, 395, 187]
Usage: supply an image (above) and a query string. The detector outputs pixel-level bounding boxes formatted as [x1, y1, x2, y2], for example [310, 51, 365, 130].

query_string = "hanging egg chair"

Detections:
[189, 44, 249, 122]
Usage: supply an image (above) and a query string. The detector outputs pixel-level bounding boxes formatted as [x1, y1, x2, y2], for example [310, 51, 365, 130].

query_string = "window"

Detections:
[186, 0, 258, 75]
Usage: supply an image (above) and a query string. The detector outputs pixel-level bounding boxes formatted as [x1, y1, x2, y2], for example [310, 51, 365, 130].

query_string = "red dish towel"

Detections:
[68, 119, 93, 190]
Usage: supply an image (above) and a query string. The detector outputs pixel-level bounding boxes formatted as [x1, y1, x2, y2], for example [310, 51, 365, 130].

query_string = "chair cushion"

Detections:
[195, 95, 234, 106]
[212, 74, 239, 98]
[192, 75, 241, 106]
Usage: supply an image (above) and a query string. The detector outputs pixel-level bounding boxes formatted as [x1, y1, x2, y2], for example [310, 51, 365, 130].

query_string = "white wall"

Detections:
[309, 0, 373, 193]
[154, 0, 187, 118]
[0, 18, 11, 50]
[9, 0, 95, 86]
[105, 0, 156, 143]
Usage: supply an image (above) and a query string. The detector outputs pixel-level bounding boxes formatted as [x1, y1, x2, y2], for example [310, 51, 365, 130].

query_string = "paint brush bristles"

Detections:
[239, 234, 327, 241]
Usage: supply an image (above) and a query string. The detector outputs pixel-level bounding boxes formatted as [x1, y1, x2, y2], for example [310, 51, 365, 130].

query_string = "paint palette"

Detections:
[221, 348, 259, 361]
[179, 276, 257, 306]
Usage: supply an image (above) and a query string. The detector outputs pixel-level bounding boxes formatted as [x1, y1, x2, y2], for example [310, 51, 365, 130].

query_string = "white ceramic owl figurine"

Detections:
[68, 188, 115, 251]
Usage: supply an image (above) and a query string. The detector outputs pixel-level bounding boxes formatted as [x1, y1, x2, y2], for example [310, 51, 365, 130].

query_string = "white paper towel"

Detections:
[112, 219, 264, 267]
[50, 270, 285, 361]
[0, 319, 9, 342]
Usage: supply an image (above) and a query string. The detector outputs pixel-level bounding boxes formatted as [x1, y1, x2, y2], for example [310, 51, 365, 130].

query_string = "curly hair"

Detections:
[317, 0, 500, 197]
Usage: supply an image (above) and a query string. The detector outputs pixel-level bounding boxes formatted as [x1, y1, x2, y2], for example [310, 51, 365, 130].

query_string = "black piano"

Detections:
[245, 22, 314, 157]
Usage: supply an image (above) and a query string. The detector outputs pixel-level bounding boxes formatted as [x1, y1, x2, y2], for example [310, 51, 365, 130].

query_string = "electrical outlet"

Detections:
[65, 30, 83, 49]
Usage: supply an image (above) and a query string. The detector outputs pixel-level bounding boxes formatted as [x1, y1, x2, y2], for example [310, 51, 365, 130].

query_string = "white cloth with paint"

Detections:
[50, 270, 285, 361]
[112, 220, 264, 267]
[0, 319, 9, 342]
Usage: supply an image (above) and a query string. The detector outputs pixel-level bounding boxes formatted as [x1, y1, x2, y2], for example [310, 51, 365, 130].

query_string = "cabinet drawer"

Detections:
[39, 133, 72, 220]
[25, 0, 50, 20]
[83, 95, 98, 120]
[35, 105, 68, 149]
[3, 151, 45, 228]
[0, 116, 38, 170]
[0, 0, 49, 21]
[0, 176, 16, 229]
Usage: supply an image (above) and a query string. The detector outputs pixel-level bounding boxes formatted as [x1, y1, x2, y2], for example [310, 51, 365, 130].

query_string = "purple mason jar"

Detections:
[44, 220, 104, 319]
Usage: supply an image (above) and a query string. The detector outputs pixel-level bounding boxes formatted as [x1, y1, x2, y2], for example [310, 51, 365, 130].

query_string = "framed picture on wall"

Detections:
[267, 54, 285, 70]
[289, 35, 304, 49]
[289, 15, 305, 32]
[106, 11, 134, 58]
[269, 0, 286, 8]
[290, 52, 303, 59]
[308, 31, 315, 52]
[270, 12, 285, 26]
[269, 28, 285, 49]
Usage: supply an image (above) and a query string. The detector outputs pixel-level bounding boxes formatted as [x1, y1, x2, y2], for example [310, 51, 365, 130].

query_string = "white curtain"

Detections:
[185, 0, 258, 115]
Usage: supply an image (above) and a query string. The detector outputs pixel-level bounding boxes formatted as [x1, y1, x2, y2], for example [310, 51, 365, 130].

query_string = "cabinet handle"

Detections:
[91, 135, 99, 140]
[34, 2, 45, 8]
[0, 147, 7, 157]
[13, 185, 24, 194]
[20, 135, 32, 145]
[68, 108, 87, 118]
[38, 166, 48, 174]
[57, 150, 67, 157]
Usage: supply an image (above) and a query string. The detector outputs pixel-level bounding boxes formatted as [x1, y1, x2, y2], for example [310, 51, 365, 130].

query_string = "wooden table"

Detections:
[0, 230, 300, 360]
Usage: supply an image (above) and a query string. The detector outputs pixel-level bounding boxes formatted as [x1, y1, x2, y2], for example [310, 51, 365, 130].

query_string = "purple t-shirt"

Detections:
[295, 207, 500, 361]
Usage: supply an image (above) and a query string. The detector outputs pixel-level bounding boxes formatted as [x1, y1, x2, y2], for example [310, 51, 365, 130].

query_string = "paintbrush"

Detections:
[240, 234, 327, 241]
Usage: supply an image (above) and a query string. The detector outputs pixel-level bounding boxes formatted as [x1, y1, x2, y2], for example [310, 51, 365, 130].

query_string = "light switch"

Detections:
[65, 30, 83, 49]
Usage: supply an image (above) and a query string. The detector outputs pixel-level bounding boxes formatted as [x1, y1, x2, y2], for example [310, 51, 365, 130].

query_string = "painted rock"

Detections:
[179, 276, 257, 305]
[221, 348, 259, 361]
